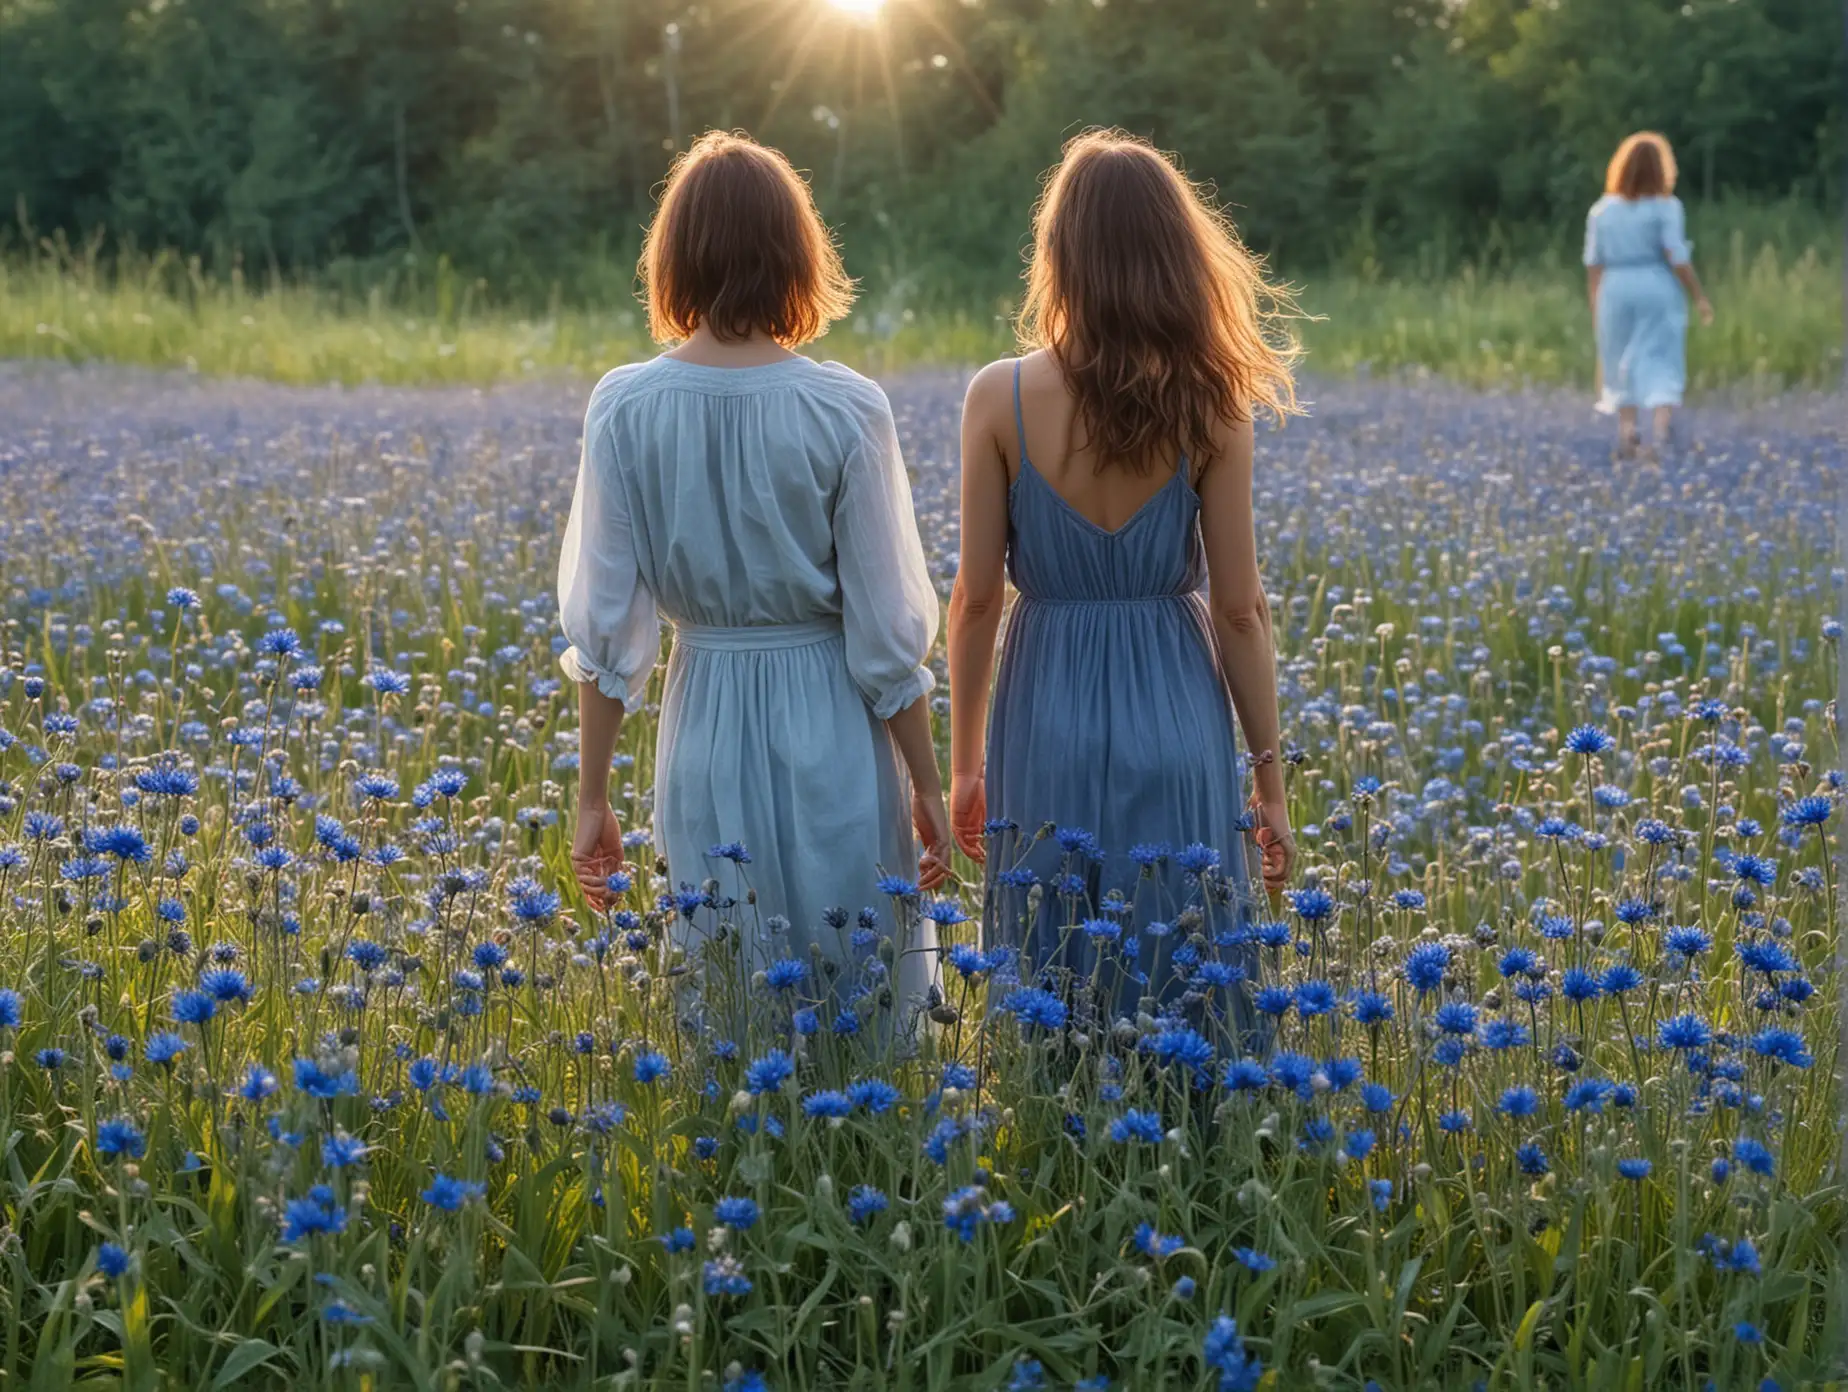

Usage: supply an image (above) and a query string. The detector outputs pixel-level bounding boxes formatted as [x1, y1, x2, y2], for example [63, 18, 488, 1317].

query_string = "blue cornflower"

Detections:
[171, 989, 216, 1026]
[1403, 941, 1450, 992]
[1432, 1001, 1478, 1035]
[1109, 1110, 1165, 1145]
[1203, 1314, 1263, 1391]
[1253, 986, 1294, 1018]
[0, 990, 18, 1030]
[1563, 1078, 1613, 1113]
[1132, 1223, 1185, 1259]
[874, 874, 919, 898]
[847, 1078, 901, 1114]
[1222, 1059, 1269, 1093]
[144, 1032, 188, 1065]
[633, 1050, 671, 1085]
[1617, 1157, 1652, 1181]
[1600, 963, 1644, 995]
[1343, 1128, 1377, 1160]
[744, 1049, 795, 1095]
[1657, 1013, 1713, 1051]
[703, 1256, 753, 1297]
[1231, 1247, 1276, 1273]
[1289, 887, 1334, 921]
[1783, 795, 1833, 827]
[321, 1133, 368, 1169]
[1295, 980, 1337, 1016]
[1732, 1137, 1776, 1176]
[420, 1174, 485, 1211]
[96, 1117, 146, 1159]
[1516, 1143, 1550, 1177]
[1559, 967, 1601, 1003]
[1749, 1028, 1812, 1068]
[198, 968, 251, 1003]
[713, 1196, 759, 1229]
[281, 1192, 349, 1242]
[1349, 990, 1394, 1026]
[801, 1090, 853, 1120]
[96, 1242, 130, 1279]
[764, 958, 807, 991]
[1564, 725, 1615, 756]
[658, 1226, 696, 1253]
[1360, 1082, 1395, 1113]
[1498, 1086, 1540, 1118]
[293, 1057, 359, 1098]
[1437, 1110, 1472, 1134]
[999, 987, 1067, 1032]
[1732, 854, 1778, 886]
[846, 1186, 889, 1224]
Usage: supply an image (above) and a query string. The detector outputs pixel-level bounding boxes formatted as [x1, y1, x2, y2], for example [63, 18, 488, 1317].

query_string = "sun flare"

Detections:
[824, 0, 886, 15]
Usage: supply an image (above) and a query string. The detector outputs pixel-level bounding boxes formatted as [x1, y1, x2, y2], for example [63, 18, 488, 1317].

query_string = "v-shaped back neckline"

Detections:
[1011, 358, 1192, 538]
[1014, 454, 1188, 539]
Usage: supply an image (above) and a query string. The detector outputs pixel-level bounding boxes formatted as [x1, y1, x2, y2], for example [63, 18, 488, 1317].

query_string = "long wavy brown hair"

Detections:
[1018, 130, 1301, 472]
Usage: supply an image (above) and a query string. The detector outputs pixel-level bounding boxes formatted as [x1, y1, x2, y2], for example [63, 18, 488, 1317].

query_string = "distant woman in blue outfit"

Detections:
[947, 131, 1297, 1021]
[1585, 131, 1713, 457]
[558, 132, 951, 997]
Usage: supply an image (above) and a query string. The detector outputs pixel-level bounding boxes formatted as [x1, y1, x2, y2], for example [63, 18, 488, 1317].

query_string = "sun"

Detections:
[823, 0, 885, 15]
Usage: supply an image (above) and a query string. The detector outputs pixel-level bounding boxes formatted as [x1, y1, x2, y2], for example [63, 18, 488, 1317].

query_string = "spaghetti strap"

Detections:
[1012, 359, 1029, 466]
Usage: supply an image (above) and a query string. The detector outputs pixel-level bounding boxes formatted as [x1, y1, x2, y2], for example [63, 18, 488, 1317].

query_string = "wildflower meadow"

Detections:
[0, 362, 1839, 1390]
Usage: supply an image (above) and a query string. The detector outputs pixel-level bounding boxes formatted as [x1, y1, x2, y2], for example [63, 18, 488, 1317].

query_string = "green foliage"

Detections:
[0, 0, 1838, 300]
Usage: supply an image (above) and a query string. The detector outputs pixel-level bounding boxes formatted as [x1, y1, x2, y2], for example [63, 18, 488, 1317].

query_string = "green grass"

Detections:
[1, 228, 1839, 389]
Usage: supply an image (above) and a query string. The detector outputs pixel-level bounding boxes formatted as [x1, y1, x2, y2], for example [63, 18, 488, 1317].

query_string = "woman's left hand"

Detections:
[1695, 295, 1714, 327]
[913, 789, 954, 892]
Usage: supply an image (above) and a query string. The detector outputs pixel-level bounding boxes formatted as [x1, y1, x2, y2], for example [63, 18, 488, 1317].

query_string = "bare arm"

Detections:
[1197, 414, 1293, 892]
[886, 698, 950, 890]
[946, 364, 1014, 862]
[572, 680, 627, 906]
[1672, 262, 1713, 324]
[1586, 264, 1603, 315]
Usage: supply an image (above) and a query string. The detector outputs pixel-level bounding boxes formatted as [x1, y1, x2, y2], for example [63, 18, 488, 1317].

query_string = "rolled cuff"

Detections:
[868, 665, 936, 721]
[559, 646, 647, 712]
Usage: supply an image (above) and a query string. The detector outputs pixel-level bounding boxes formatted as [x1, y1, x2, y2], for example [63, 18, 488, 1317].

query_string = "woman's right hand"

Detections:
[571, 801, 626, 910]
[1251, 795, 1295, 898]
[1695, 295, 1714, 327]
[950, 773, 987, 863]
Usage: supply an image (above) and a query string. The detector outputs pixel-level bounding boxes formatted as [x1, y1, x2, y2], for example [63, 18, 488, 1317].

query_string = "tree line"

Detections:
[1, 0, 1838, 303]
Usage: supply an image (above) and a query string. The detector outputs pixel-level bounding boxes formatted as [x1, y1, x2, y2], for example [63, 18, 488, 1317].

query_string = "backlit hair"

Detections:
[1605, 132, 1677, 200]
[1017, 129, 1300, 473]
[641, 131, 854, 346]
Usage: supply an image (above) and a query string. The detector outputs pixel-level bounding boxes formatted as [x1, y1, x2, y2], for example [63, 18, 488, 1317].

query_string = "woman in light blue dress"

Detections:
[1584, 131, 1713, 457]
[558, 132, 951, 1007]
[947, 132, 1299, 1031]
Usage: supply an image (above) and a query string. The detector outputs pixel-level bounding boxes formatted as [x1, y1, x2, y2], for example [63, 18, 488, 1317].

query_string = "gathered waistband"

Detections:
[1015, 592, 1197, 608]
[674, 618, 844, 652]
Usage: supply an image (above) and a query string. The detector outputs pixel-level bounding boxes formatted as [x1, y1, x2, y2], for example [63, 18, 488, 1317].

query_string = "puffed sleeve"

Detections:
[832, 390, 939, 719]
[557, 393, 659, 711]
[1581, 202, 1602, 267]
[1659, 197, 1692, 266]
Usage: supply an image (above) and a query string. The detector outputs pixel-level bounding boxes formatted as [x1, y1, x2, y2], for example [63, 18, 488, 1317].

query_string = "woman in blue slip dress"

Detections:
[946, 130, 1299, 1030]
[558, 132, 952, 1016]
[1585, 131, 1713, 458]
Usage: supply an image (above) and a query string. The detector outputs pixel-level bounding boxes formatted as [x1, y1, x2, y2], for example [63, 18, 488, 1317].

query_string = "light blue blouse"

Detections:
[1583, 195, 1692, 269]
[557, 355, 937, 717]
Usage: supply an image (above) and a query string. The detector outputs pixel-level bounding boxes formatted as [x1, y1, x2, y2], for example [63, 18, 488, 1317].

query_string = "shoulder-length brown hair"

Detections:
[641, 130, 854, 346]
[1605, 132, 1677, 200]
[1017, 130, 1300, 473]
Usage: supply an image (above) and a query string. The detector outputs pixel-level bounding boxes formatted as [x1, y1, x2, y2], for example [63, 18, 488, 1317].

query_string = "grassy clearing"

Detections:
[1, 228, 1838, 391]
